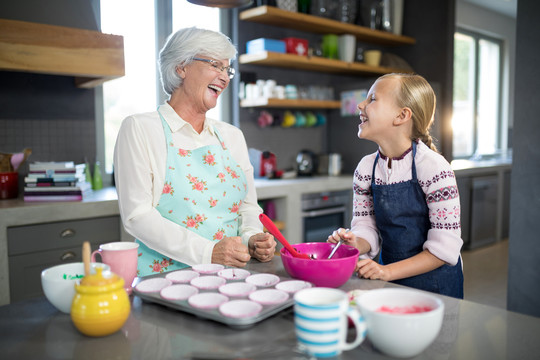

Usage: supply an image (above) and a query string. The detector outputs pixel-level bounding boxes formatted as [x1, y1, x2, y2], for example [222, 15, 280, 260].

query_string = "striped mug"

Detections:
[294, 287, 366, 358]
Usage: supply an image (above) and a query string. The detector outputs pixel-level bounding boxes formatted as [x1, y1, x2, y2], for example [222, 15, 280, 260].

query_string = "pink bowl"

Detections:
[280, 242, 359, 288]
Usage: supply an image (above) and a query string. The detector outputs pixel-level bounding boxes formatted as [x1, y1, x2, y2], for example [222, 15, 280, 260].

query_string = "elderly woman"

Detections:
[114, 27, 276, 277]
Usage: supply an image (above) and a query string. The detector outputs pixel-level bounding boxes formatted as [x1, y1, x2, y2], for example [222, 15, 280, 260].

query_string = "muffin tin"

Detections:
[133, 265, 312, 328]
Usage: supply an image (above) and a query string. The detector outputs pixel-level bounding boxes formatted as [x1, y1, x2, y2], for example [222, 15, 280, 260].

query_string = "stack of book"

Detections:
[24, 162, 92, 202]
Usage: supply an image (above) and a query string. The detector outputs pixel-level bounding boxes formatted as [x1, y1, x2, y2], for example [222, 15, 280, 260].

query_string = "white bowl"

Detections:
[356, 288, 444, 358]
[41, 262, 111, 313]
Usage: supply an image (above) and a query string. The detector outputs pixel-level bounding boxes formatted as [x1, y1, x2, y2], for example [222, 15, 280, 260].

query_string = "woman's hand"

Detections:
[212, 236, 251, 268]
[356, 259, 391, 281]
[248, 233, 276, 263]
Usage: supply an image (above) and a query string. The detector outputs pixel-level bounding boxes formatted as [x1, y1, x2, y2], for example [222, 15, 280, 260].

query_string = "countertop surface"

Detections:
[1, 257, 539, 360]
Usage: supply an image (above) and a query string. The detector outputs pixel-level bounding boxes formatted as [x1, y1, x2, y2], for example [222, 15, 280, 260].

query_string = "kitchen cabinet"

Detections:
[0, 19, 124, 88]
[469, 175, 499, 249]
[7, 216, 121, 302]
[453, 160, 512, 250]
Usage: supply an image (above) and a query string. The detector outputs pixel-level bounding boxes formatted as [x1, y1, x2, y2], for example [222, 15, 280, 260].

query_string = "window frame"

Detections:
[453, 28, 504, 159]
[95, 0, 230, 184]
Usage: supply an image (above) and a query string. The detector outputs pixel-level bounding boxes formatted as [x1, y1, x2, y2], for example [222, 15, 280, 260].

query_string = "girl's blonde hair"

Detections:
[379, 73, 438, 152]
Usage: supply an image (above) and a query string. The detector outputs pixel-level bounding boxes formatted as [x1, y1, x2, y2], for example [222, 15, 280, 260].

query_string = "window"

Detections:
[99, 1, 222, 174]
[452, 30, 503, 159]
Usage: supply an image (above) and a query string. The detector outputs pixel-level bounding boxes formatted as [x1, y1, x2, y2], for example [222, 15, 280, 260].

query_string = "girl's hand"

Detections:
[356, 259, 391, 281]
[327, 228, 355, 247]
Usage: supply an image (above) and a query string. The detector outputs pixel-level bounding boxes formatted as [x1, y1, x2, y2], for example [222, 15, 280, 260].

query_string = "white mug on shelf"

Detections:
[338, 34, 356, 62]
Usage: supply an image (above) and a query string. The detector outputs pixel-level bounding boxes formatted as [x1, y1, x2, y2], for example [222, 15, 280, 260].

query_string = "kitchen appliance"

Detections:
[318, 153, 342, 176]
[296, 150, 317, 176]
[302, 190, 352, 243]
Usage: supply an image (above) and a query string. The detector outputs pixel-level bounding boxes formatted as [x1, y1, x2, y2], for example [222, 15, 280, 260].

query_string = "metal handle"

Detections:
[60, 228, 76, 238]
[60, 251, 76, 261]
[302, 206, 346, 218]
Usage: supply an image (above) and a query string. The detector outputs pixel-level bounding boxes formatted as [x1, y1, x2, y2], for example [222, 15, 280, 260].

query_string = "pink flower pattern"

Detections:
[213, 228, 225, 241]
[182, 213, 207, 229]
[186, 174, 208, 193]
[162, 181, 174, 195]
[229, 201, 241, 214]
[203, 150, 217, 166]
[150, 258, 174, 273]
[178, 149, 191, 157]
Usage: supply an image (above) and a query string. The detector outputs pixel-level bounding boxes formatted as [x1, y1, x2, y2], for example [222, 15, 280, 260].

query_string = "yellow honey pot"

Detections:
[71, 267, 130, 337]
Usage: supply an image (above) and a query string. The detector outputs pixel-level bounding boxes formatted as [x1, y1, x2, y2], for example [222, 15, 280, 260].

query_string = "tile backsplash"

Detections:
[0, 118, 96, 168]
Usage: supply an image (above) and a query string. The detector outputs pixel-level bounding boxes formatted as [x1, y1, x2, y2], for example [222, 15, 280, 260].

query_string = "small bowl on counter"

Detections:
[41, 262, 111, 314]
[280, 242, 359, 288]
[355, 288, 444, 358]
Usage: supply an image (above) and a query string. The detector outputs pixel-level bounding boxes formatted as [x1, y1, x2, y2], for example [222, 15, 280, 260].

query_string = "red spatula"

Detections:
[259, 213, 311, 260]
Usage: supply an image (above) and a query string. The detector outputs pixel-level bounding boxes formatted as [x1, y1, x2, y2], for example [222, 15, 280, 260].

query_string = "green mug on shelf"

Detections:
[322, 34, 339, 59]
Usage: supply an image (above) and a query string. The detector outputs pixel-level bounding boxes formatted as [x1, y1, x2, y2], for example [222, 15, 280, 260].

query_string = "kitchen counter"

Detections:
[1, 257, 540, 360]
[451, 157, 512, 176]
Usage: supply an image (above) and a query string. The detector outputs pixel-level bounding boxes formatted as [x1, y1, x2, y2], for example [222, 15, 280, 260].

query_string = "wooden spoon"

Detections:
[82, 241, 91, 276]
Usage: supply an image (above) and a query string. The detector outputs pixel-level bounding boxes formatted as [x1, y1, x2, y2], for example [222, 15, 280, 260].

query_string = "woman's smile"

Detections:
[207, 83, 223, 97]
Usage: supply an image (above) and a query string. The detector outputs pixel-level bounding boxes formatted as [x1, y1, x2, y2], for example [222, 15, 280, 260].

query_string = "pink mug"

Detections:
[91, 242, 139, 294]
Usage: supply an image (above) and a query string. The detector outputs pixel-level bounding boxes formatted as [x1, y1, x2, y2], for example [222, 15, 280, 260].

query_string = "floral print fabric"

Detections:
[136, 113, 247, 276]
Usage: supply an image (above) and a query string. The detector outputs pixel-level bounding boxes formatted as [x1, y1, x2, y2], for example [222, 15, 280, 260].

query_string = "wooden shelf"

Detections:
[0, 19, 124, 88]
[240, 6, 415, 46]
[239, 51, 408, 76]
[241, 98, 341, 109]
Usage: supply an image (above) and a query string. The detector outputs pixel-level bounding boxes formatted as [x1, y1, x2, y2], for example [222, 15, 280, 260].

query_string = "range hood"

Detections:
[0, 19, 124, 88]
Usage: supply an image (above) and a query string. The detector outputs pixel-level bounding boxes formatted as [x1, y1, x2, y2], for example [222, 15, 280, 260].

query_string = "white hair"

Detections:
[159, 27, 237, 95]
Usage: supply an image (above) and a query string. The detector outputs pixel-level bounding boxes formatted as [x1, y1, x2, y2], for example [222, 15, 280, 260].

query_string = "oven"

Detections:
[301, 190, 352, 243]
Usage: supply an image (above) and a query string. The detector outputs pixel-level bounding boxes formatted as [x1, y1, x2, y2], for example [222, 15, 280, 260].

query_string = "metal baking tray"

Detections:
[133, 267, 302, 329]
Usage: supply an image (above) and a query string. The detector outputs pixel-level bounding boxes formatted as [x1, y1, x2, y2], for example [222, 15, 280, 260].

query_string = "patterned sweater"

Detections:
[352, 140, 463, 265]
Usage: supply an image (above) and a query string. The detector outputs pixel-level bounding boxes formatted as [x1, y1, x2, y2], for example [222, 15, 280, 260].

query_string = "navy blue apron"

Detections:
[371, 141, 463, 298]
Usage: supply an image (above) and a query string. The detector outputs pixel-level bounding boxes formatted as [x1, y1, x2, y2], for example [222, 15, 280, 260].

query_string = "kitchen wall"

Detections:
[0, 0, 99, 166]
[508, 0, 540, 318]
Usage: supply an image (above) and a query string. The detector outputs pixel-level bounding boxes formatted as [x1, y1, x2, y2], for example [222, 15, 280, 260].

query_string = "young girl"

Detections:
[328, 73, 463, 298]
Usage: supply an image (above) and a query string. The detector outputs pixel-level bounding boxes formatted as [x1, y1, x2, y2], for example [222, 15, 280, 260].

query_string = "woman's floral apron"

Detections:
[135, 110, 247, 277]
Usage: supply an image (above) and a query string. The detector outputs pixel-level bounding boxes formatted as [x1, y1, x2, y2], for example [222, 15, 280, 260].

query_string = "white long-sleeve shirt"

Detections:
[114, 103, 263, 265]
[352, 140, 463, 265]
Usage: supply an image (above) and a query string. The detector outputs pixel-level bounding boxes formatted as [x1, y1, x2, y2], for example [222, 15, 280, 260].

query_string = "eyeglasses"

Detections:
[192, 57, 235, 79]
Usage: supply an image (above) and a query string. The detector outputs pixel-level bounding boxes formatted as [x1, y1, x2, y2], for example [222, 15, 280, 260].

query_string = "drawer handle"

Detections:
[60, 229, 76, 238]
[60, 251, 76, 261]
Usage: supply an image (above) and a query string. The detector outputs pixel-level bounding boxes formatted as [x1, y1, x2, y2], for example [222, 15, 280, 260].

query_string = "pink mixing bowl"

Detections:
[280, 242, 360, 288]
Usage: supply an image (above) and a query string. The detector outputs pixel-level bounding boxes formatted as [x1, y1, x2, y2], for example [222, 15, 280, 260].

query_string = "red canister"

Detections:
[283, 37, 309, 56]
[0, 172, 18, 199]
